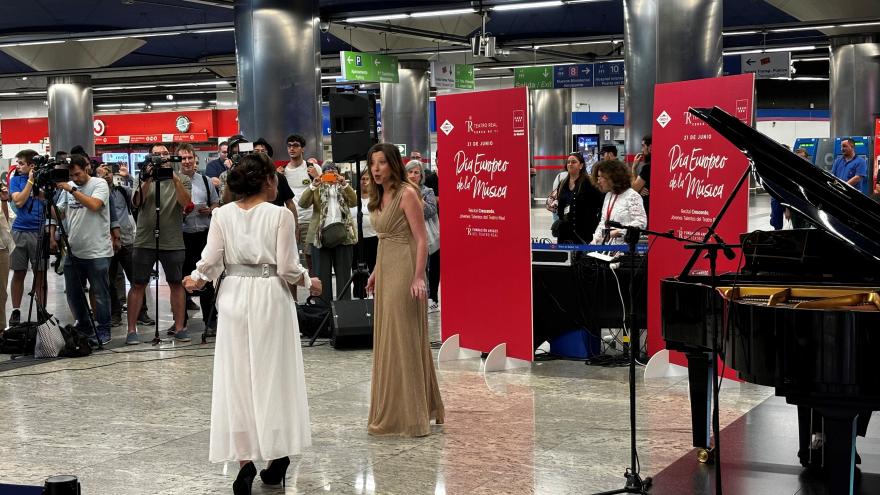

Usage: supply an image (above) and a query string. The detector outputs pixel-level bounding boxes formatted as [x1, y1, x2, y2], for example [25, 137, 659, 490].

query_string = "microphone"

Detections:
[712, 233, 736, 260]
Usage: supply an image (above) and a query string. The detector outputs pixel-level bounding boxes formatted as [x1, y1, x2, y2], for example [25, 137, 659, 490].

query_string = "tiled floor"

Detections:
[0, 198, 784, 494]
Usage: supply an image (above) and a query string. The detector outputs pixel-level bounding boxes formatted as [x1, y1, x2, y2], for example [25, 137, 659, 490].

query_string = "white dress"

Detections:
[192, 202, 312, 463]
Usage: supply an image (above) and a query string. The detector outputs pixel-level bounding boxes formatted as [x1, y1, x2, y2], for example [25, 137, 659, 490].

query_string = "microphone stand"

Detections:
[593, 225, 697, 495]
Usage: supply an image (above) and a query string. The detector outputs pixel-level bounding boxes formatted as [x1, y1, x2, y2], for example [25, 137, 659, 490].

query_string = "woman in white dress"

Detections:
[590, 159, 647, 245]
[183, 152, 321, 494]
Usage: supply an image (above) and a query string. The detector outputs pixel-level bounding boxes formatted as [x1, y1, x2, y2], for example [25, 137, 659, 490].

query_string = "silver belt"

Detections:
[225, 263, 278, 278]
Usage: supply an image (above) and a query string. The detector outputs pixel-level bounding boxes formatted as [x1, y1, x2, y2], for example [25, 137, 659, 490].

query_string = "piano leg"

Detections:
[816, 408, 858, 495]
[685, 351, 712, 450]
[797, 406, 822, 469]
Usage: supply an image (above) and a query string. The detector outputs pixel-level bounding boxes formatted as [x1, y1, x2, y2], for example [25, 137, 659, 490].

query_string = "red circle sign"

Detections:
[93, 119, 106, 137]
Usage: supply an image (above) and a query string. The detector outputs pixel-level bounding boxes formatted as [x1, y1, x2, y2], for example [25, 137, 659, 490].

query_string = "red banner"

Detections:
[436, 87, 533, 361]
[94, 133, 208, 145]
[647, 74, 755, 361]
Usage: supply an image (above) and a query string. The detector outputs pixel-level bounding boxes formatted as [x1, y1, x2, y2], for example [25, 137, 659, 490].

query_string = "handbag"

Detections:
[34, 315, 66, 359]
[545, 187, 560, 213]
[426, 215, 440, 254]
[321, 222, 347, 249]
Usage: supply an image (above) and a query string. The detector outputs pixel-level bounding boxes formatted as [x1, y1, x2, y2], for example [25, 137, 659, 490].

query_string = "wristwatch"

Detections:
[71, 186, 78, 193]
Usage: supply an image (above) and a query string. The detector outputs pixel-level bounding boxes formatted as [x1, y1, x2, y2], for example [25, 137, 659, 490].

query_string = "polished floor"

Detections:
[0, 196, 804, 494]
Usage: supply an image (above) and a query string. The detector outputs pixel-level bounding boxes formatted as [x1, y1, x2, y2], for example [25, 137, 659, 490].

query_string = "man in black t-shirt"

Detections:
[632, 135, 651, 220]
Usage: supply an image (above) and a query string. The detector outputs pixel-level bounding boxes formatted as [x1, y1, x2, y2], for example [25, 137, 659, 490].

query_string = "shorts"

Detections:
[10, 230, 47, 271]
[298, 221, 311, 251]
[132, 248, 185, 285]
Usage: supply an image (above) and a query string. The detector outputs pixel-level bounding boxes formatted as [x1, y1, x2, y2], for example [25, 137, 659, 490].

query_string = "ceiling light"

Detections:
[21, 76, 27, 80]
[321, 75, 342, 80]
[794, 56, 829, 62]
[24, 91, 46, 95]
[151, 101, 177, 106]
[345, 13, 409, 22]
[77, 36, 129, 42]
[0, 92, 20, 96]
[96, 103, 123, 107]
[17, 40, 66, 46]
[192, 28, 234, 34]
[770, 25, 835, 33]
[94, 86, 124, 91]
[161, 81, 231, 87]
[175, 100, 204, 105]
[840, 21, 880, 28]
[411, 8, 476, 17]
[565, 0, 614, 3]
[126, 85, 158, 89]
[724, 45, 817, 55]
[723, 30, 759, 36]
[793, 76, 829, 81]
[121, 103, 146, 107]
[492, 1, 563, 11]
[137, 32, 182, 38]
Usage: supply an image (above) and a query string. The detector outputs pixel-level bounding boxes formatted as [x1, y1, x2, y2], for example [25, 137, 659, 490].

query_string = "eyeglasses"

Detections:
[287, 143, 302, 149]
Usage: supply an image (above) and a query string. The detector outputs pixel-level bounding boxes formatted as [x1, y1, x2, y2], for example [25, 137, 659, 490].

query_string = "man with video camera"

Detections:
[8, 149, 48, 325]
[51, 154, 113, 344]
[125, 143, 192, 345]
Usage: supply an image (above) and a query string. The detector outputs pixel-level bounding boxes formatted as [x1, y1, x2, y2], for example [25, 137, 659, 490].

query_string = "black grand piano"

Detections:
[662, 106, 880, 494]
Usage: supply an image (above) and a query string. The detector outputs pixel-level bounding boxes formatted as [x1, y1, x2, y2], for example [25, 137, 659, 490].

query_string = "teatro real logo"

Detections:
[656, 110, 671, 128]
[440, 119, 454, 136]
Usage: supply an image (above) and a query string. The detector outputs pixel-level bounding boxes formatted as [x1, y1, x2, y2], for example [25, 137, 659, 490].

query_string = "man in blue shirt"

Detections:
[831, 138, 870, 195]
[8, 149, 47, 325]
[204, 140, 228, 189]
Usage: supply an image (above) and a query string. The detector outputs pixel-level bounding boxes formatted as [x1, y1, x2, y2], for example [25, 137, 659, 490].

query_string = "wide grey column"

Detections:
[623, 0, 658, 161]
[380, 60, 430, 162]
[531, 88, 571, 199]
[47, 75, 94, 156]
[830, 36, 880, 137]
[656, 0, 723, 84]
[235, 0, 322, 160]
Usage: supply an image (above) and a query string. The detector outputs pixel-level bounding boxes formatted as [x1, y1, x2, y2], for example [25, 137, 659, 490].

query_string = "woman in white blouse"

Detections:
[590, 160, 647, 245]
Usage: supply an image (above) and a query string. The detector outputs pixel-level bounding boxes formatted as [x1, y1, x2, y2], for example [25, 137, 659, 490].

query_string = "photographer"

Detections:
[8, 149, 48, 325]
[51, 155, 113, 344]
[125, 143, 192, 345]
[298, 161, 357, 302]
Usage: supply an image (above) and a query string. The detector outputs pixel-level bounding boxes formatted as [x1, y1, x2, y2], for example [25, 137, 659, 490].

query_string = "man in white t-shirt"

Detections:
[52, 154, 113, 345]
[281, 133, 320, 270]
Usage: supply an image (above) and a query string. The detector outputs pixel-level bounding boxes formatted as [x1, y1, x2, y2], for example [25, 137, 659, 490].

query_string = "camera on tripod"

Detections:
[139, 154, 182, 181]
[30, 155, 70, 189]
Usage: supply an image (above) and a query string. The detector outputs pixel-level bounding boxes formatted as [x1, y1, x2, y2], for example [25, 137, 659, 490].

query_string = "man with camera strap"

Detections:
[8, 149, 48, 326]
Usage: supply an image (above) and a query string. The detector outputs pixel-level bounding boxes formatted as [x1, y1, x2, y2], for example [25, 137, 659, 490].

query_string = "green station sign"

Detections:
[340, 51, 399, 83]
[513, 66, 554, 89]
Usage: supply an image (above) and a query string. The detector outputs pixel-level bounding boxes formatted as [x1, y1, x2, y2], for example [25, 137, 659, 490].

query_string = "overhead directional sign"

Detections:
[515, 62, 624, 89]
[431, 62, 474, 89]
[514, 66, 554, 89]
[553, 64, 593, 88]
[593, 62, 624, 87]
[340, 51, 399, 83]
[741, 51, 791, 79]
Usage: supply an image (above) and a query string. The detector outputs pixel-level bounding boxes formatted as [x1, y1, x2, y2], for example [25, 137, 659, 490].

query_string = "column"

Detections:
[623, 0, 658, 162]
[47, 75, 94, 156]
[380, 60, 431, 162]
[655, 0, 723, 84]
[235, 0, 323, 160]
[531, 88, 571, 200]
[830, 36, 880, 137]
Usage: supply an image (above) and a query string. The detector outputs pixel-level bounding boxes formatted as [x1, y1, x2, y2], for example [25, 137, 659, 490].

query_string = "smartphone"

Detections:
[112, 175, 123, 187]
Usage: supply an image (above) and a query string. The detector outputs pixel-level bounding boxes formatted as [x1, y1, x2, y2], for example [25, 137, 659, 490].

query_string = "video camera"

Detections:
[30, 155, 70, 188]
[139, 154, 182, 181]
[229, 142, 254, 168]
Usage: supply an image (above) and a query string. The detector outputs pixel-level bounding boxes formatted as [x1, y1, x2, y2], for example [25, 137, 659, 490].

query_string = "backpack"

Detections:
[58, 325, 93, 358]
[0, 323, 39, 355]
[297, 296, 331, 338]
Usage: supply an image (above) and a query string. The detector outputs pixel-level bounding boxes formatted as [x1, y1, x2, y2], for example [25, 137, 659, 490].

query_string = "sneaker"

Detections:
[428, 301, 440, 314]
[8, 309, 20, 326]
[173, 329, 191, 342]
[125, 332, 141, 345]
[186, 299, 200, 311]
[110, 314, 123, 326]
[99, 333, 112, 345]
[203, 326, 216, 338]
[165, 323, 177, 336]
[137, 314, 155, 326]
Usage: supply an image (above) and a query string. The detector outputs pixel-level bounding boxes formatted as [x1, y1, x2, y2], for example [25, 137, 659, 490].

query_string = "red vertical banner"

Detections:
[436, 87, 534, 361]
[646, 74, 755, 359]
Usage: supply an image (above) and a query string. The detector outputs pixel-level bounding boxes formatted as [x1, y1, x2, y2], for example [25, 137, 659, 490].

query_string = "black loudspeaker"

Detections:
[330, 299, 374, 348]
[329, 92, 378, 163]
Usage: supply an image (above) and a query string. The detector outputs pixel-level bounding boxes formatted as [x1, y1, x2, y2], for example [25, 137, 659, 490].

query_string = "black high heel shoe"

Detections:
[232, 461, 256, 495]
[259, 456, 290, 486]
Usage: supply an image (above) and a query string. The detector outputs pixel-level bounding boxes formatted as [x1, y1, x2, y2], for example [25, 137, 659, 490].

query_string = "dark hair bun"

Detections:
[227, 153, 274, 197]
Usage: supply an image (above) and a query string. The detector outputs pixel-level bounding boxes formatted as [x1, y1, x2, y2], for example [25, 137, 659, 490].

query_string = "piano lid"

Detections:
[689, 106, 880, 263]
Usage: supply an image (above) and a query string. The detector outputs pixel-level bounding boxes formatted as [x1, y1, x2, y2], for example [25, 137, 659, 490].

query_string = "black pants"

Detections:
[428, 249, 440, 303]
[109, 244, 148, 318]
[352, 236, 378, 298]
[316, 244, 353, 303]
[183, 230, 216, 329]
